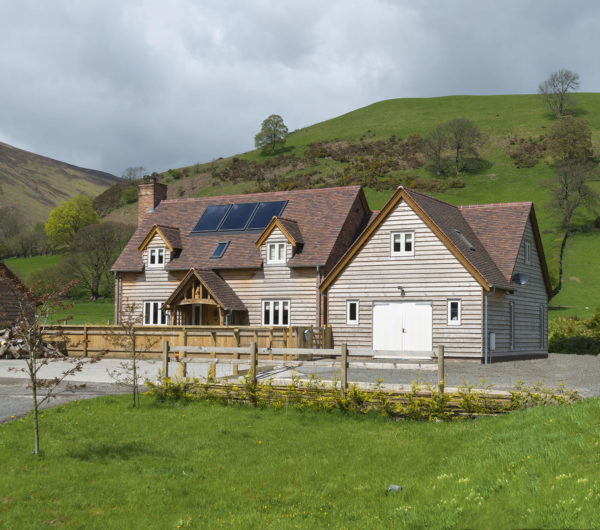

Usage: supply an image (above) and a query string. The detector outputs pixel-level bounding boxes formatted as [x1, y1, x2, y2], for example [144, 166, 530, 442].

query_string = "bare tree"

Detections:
[550, 160, 599, 228]
[106, 301, 156, 408]
[65, 222, 135, 300]
[2, 275, 102, 455]
[539, 69, 580, 117]
[445, 119, 482, 176]
[424, 124, 449, 176]
[122, 166, 146, 180]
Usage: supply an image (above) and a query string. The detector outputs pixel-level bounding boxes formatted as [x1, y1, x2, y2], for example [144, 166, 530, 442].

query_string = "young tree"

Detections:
[2, 274, 102, 455]
[44, 196, 99, 247]
[107, 301, 156, 408]
[445, 119, 482, 176]
[65, 222, 135, 300]
[550, 160, 599, 227]
[547, 116, 593, 162]
[255, 114, 289, 153]
[539, 69, 580, 117]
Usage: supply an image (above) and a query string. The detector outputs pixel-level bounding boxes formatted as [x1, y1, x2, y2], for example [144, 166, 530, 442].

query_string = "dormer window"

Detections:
[148, 248, 165, 268]
[391, 232, 414, 256]
[267, 242, 286, 264]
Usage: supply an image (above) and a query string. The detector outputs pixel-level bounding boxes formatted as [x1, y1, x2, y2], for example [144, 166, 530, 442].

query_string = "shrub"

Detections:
[121, 186, 138, 204]
[549, 311, 600, 354]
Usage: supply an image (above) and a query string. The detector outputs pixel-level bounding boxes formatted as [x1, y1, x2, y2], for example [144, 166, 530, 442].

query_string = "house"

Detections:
[112, 182, 550, 362]
[320, 187, 552, 361]
[0, 262, 34, 327]
[111, 181, 370, 328]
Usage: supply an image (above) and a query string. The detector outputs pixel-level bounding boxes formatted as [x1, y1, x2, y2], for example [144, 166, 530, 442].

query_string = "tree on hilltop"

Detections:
[255, 114, 289, 154]
[539, 69, 580, 117]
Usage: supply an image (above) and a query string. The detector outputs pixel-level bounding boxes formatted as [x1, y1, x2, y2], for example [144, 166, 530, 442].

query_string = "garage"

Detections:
[372, 301, 432, 355]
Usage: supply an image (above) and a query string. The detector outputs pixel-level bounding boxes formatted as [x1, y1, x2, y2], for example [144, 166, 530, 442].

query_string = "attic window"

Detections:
[453, 229, 476, 251]
[211, 241, 230, 259]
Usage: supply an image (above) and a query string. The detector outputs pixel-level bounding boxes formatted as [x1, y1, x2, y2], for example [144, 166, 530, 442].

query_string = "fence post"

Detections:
[83, 325, 88, 358]
[340, 343, 348, 399]
[162, 340, 169, 379]
[178, 328, 187, 379]
[437, 344, 445, 388]
[250, 341, 258, 385]
[232, 328, 240, 377]
[209, 331, 216, 380]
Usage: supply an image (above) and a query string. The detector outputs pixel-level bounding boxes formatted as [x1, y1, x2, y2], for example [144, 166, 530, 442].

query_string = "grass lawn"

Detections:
[51, 299, 115, 325]
[1, 396, 599, 528]
[3, 254, 64, 285]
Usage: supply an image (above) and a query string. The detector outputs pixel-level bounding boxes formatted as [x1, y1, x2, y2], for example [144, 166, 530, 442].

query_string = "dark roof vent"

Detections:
[453, 229, 476, 251]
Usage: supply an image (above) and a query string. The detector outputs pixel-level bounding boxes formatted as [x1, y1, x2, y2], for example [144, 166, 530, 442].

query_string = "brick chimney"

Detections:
[138, 180, 168, 225]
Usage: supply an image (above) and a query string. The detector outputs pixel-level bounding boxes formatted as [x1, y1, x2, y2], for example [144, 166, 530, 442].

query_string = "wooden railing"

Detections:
[43, 324, 333, 358]
[162, 341, 445, 397]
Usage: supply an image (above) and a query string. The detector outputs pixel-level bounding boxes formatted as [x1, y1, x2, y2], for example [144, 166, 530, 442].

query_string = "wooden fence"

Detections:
[161, 341, 446, 398]
[43, 324, 333, 358]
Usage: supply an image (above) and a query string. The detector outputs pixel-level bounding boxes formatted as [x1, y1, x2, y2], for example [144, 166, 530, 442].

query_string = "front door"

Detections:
[202, 305, 221, 326]
[373, 301, 432, 355]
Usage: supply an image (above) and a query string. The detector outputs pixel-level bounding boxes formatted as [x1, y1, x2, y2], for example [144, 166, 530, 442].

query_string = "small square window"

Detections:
[347, 300, 359, 325]
[391, 232, 414, 256]
[262, 300, 290, 326]
[148, 248, 165, 268]
[267, 242, 286, 264]
[524, 241, 532, 264]
[143, 301, 169, 325]
[447, 300, 461, 325]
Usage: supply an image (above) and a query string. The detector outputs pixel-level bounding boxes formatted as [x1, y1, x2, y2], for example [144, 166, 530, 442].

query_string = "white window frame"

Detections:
[143, 301, 169, 325]
[346, 300, 359, 326]
[266, 242, 287, 264]
[148, 247, 165, 268]
[390, 231, 414, 257]
[262, 300, 290, 326]
[524, 241, 531, 265]
[447, 300, 461, 326]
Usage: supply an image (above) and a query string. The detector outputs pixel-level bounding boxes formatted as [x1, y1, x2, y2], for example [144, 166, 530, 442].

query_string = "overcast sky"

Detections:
[1, 0, 598, 176]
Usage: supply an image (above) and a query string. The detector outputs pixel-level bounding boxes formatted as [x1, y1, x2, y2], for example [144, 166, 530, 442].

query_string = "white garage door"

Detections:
[373, 302, 432, 355]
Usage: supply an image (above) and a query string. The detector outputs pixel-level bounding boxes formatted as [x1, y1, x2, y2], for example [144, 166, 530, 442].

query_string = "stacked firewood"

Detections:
[0, 326, 65, 359]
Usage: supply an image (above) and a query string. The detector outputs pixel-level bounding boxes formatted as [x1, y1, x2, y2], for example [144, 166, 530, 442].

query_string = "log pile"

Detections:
[0, 326, 65, 359]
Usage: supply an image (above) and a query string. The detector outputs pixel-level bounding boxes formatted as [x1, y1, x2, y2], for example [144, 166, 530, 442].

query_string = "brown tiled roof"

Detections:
[112, 186, 365, 273]
[277, 218, 303, 246]
[0, 262, 35, 326]
[404, 189, 512, 289]
[156, 225, 182, 250]
[164, 269, 246, 311]
[322, 187, 550, 294]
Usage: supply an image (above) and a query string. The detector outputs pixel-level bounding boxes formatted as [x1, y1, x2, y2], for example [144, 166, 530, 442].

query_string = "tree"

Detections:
[107, 301, 156, 408]
[122, 166, 146, 180]
[423, 124, 449, 176]
[2, 274, 102, 455]
[538, 69, 580, 117]
[550, 160, 599, 227]
[44, 196, 99, 247]
[547, 116, 593, 162]
[254, 114, 288, 153]
[64, 222, 135, 300]
[445, 119, 482, 176]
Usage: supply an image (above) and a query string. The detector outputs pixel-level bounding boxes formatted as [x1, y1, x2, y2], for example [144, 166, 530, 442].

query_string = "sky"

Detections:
[1, 0, 599, 176]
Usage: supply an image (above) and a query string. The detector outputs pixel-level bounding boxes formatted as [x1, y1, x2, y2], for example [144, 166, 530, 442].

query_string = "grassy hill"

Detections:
[103, 94, 600, 318]
[0, 141, 119, 225]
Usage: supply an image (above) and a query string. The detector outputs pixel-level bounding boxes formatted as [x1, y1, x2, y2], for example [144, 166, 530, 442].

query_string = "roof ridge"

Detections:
[402, 187, 459, 210]
[159, 185, 362, 204]
[459, 201, 533, 209]
[154, 223, 180, 230]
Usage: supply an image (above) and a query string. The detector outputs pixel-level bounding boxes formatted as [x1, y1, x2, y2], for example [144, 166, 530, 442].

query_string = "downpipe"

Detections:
[483, 286, 496, 364]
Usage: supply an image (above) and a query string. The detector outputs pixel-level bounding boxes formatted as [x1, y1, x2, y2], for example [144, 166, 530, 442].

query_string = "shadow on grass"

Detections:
[67, 441, 161, 462]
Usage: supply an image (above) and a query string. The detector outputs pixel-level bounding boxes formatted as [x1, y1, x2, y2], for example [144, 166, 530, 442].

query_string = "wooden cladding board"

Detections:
[326, 199, 484, 358]
[486, 218, 548, 358]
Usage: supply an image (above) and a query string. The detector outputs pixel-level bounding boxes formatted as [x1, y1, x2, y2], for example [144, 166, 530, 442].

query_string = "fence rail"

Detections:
[161, 340, 445, 399]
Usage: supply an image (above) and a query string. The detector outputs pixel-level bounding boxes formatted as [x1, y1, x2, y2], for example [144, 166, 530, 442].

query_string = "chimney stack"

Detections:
[138, 180, 168, 225]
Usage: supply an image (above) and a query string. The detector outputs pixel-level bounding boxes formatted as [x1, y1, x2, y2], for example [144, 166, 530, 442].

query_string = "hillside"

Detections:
[0, 141, 119, 224]
[102, 94, 600, 317]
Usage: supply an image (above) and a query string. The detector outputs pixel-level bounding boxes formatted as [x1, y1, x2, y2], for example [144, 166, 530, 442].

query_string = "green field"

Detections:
[51, 300, 114, 325]
[4, 254, 64, 284]
[1, 396, 599, 528]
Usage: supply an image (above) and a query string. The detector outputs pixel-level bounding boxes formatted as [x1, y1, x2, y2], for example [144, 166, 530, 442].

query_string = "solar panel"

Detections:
[210, 241, 230, 259]
[220, 202, 259, 231]
[246, 200, 288, 230]
[192, 204, 231, 232]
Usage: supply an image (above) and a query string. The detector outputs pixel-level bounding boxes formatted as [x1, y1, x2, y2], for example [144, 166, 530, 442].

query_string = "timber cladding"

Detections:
[0, 262, 34, 326]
